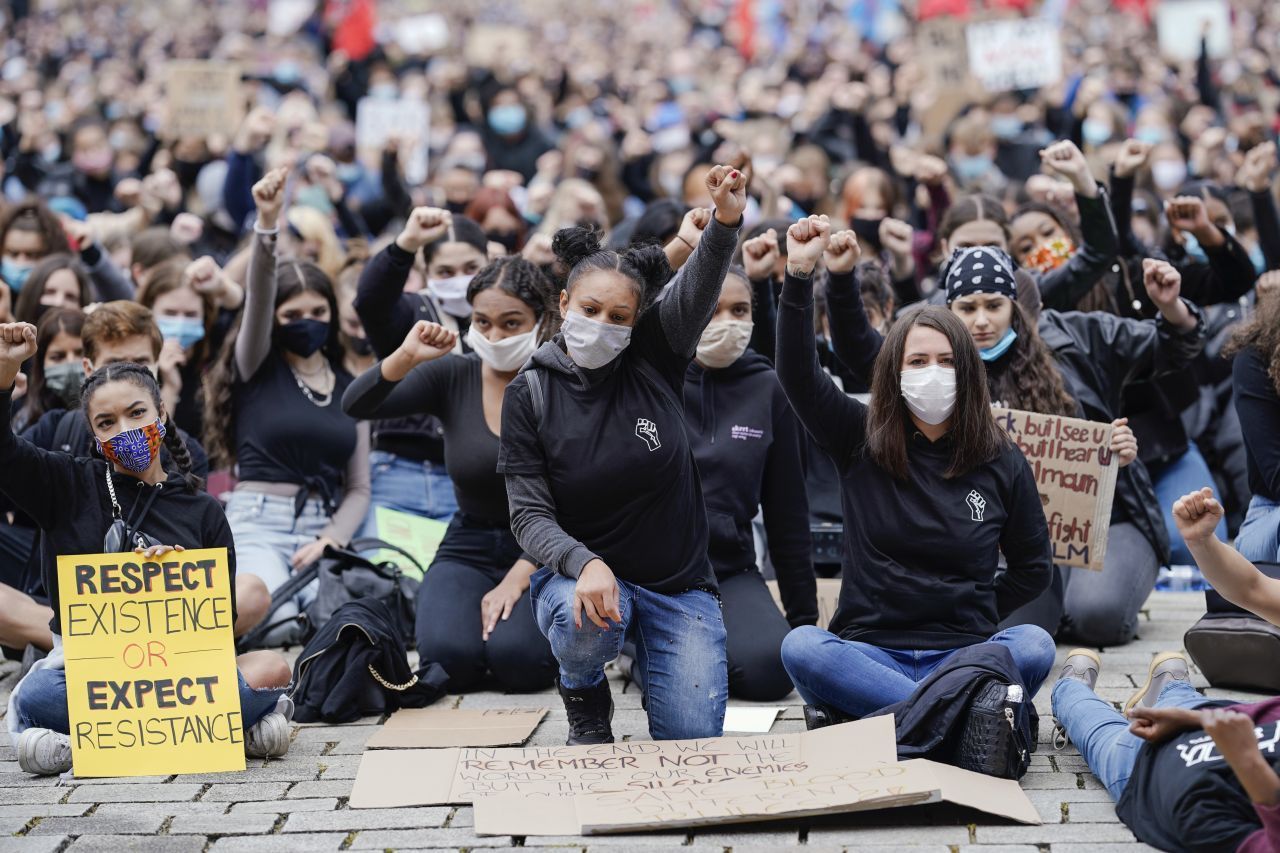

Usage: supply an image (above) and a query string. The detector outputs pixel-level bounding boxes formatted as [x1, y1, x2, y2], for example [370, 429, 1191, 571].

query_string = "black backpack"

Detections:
[290, 598, 449, 724]
[1184, 561, 1280, 693]
[239, 537, 422, 651]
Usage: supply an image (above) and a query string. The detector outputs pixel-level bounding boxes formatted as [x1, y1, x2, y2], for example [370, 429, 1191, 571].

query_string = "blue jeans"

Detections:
[14, 666, 283, 735]
[1051, 677, 1209, 800]
[1236, 495, 1280, 564]
[1150, 445, 1228, 565]
[529, 568, 727, 741]
[780, 624, 1058, 718]
[359, 451, 459, 538]
[225, 491, 329, 645]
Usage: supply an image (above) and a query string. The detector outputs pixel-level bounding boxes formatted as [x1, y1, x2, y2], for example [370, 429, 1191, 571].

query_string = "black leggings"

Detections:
[627, 569, 795, 701]
[414, 513, 556, 693]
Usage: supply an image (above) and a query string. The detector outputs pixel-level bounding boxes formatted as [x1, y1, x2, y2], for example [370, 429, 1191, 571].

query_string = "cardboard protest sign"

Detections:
[370, 506, 447, 580]
[57, 548, 244, 777]
[768, 577, 841, 629]
[165, 62, 244, 139]
[722, 707, 782, 734]
[915, 18, 972, 137]
[471, 757, 1041, 835]
[1156, 0, 1230, 61]
[395, 14, 450, 54]
[356, 97, 431, 188]
[465, 25, 532, 69]
[992, 408, 1119, 570]
[965, 19, 1063, 92]
[365, 708, 546, 749]
[349, 715, 898, 811]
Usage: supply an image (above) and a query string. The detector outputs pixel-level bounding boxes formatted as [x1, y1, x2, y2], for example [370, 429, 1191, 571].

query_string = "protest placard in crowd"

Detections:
[164, 62, 243, 139]
[355, 97, 431, 187]
[966, 18, 1064, 92]
[1156, 0, 1231, 60]
[992, 408, 1119, 570]
[57, 548, 243, 777]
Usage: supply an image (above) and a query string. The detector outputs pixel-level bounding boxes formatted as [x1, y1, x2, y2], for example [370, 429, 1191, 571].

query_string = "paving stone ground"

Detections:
[0, 590, 1257, 851]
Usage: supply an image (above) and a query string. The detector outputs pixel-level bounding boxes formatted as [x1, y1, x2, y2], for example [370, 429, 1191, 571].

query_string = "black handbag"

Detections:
[239, 537, 423, 650]
[952, 680, 1035, 780]
[1184, 562, 1280, 693]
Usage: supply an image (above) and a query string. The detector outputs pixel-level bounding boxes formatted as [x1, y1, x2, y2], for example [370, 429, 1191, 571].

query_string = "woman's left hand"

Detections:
[291, 536, 338, 570]
[1110, 418, 1137, 468]
[707, 164, 748, 226]
[135, 544, 186, 559]
[480, 580, 525, 641]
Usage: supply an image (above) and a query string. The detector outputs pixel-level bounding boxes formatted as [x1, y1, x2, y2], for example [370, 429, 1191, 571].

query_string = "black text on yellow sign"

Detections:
[57, 547, 245, 777]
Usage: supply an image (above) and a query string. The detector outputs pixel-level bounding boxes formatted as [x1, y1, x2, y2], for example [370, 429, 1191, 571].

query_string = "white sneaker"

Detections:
[245, 713, 291, 758]
[17, 728, 72, 776]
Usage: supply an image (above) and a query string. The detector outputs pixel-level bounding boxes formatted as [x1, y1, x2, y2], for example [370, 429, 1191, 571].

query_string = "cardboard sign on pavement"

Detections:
[350, 716, 897, 810]
[364, 708, 546, 749]
[721, 707, 782, 734]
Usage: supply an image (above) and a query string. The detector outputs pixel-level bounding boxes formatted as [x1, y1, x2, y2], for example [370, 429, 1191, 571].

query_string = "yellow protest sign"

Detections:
[57, 548, 245, 777]
[372, 507, 448, 580]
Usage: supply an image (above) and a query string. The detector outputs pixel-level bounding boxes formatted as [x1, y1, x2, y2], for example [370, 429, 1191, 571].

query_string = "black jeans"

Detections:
[415, 513, 556, 693]
[627, 569, 795, 701]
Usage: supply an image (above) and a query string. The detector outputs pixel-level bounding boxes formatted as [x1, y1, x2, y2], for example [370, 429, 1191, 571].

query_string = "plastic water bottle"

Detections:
[1006, 685, 1024, 704]
[1156, 565, 1209, 592]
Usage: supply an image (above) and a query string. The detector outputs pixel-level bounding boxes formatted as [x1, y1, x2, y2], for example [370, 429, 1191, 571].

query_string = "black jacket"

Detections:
[0, 390, 237, 636]
[869, 642, 1037, 762]
[684, 351, 817, 627]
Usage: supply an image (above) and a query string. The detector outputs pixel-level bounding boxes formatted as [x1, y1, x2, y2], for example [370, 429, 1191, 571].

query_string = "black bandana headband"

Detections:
[943, 246, 1017, 303]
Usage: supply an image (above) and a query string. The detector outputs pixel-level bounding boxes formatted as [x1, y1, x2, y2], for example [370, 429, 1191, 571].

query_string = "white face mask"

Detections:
[696, 319, 753, 369]
[465, 323, 539, 373]
[428, 274, 473, 317]
[560, 310, 632, 369]
[900, 364, 957, 426]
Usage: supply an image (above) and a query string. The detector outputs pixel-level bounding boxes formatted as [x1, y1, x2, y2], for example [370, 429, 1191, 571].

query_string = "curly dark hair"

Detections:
[202, 258, 342, 468]
[467, 256, 561, 342]
[984, 300, 1079, 417]
[1225, 291, 1280, 395]
[81, 362, 203, 492]
[552, 224, 672, 313]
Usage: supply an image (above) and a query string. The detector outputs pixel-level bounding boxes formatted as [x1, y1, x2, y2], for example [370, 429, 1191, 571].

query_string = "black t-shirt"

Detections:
[498, 312, 716, 594]
[1117, 698, 1280, 852]
[1234, 347, 1280, 502]
[342, 354, 508, 524]
[233, 353, 356, 509]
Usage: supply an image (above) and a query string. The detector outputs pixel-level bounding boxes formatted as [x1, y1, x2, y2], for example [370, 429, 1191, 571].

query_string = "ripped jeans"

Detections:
[529, 568, 727, 741]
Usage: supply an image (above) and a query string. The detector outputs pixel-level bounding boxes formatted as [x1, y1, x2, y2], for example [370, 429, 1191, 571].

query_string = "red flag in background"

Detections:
[734, 0, 756, 60]
[327, 0, 377, 61]
[918, 0, 970, 20]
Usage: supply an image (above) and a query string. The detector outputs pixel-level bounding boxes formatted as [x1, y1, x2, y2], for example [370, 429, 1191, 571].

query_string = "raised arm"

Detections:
[774, 216, 868, 470]
[822, 230, 884, 388]
[353, 207, 452, 358]
[235, 166, 289, 381]
[1239, 142, 1280, 272]
[341, 321, 460, 420]
[1175, 488, 1280, 626]
[658, 164, 746, 358]
[742, 228, 781, 361]
[1037, 140, 1121, 311]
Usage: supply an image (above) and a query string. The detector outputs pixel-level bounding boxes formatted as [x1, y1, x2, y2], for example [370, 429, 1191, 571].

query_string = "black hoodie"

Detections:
[0, 390, 237, 636]
[684, 351, 817, 627]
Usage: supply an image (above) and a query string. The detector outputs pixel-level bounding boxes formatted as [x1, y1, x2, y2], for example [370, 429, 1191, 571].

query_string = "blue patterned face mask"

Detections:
[97, 419, 166, 472]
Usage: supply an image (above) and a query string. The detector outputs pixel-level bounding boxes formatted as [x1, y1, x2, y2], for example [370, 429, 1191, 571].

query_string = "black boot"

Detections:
[803, 703, 854, 731]
[559, 678, 615, 745]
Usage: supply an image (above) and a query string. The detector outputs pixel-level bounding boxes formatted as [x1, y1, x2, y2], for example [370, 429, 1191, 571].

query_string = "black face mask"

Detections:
[850, 217, 884, 252]
[486, 230, 521, 252]
[276, 318, 330, 357]
[444, 200, 470, 215]
[172, 158, 207, 190]
[345, 333, 373, 357]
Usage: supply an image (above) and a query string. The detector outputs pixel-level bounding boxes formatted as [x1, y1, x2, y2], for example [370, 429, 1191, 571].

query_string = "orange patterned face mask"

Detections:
[97, 419, 166, 472]
[1023, 238, 1076, 274]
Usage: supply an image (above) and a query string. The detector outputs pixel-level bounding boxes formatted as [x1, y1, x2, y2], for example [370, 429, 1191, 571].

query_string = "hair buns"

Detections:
[551, 225, 605, 271]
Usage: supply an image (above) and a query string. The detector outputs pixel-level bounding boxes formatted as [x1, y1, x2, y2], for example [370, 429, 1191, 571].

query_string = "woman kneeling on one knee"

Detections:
[0, 323, 292, 776]
[773, 217, 1057, 720]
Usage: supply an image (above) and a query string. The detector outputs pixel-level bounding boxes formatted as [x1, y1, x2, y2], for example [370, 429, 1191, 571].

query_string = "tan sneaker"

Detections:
[1125, 652, 1192, 713]
[1057, 648, 1102, 690]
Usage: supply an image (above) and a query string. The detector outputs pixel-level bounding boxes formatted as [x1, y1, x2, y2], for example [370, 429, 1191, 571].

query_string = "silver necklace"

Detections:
[290, 362, 333, 407]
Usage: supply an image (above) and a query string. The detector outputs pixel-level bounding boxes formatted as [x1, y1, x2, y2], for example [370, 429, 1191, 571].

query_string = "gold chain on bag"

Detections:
[368, 665, 418, 692]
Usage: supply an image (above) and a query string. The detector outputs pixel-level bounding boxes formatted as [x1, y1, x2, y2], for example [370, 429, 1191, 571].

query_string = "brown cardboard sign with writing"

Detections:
[768, 577, 841, 629]
[464, 25, 532, 68]
[364, 708, 547, 749]
[165, 61, 243, 139]
[992, 408, 1118, 570]
[349, 716, 897, 810]
[472, 758, 1040, 835]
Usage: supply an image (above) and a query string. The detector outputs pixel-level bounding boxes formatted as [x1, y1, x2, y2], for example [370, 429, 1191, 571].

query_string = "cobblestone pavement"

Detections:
[0, 591, 1255, 851]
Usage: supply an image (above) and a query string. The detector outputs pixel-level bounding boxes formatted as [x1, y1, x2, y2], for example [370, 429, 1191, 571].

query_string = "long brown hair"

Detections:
[985, 300, 1079, 417]
[867, 305, 1007, 481]
[1225, 292, 1280, 395]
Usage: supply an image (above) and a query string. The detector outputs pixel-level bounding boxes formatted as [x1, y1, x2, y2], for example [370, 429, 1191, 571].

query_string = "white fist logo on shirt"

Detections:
[635, 418, 661, 452]
[966, 490, 987, 522]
